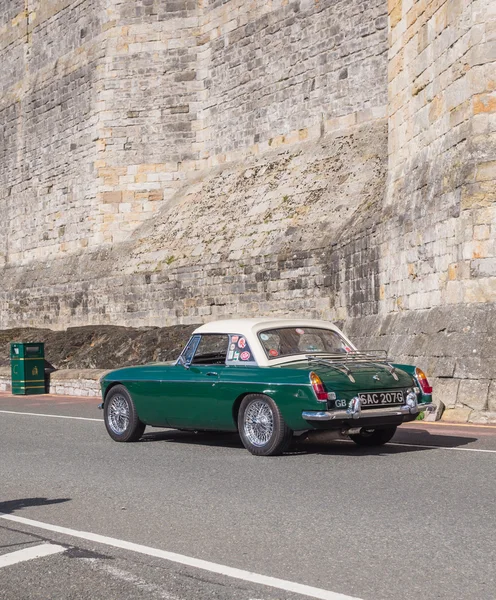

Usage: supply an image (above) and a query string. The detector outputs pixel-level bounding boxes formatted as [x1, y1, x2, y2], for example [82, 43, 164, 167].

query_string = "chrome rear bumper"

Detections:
[302, 400, 435, 421]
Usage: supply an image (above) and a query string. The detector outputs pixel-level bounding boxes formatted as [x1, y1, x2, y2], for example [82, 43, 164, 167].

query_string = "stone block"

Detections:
[445, 281, 464, 303]
[475, 160, 496, 181]
[457, 379, 489, 411]
[469, 412, 496, 424]
[473, 92, 496, 114]
[488, 381, 496, 412]
[432, 378, 460, 409]
[102, 191, 122, 204]
[463, 279, 496, 303]
[441, 407, 472, 423]
[424, 400, 444, 421]
[455, 357, 496, 380]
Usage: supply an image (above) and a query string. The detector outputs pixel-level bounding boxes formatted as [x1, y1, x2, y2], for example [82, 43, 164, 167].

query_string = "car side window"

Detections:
[181, 335, 201, 364]
[191, 334, 229, 365]
[226, 334, 256, 365]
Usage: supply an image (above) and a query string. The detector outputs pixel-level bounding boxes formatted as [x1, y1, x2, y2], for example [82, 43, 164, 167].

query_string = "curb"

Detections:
[404, 420, 496, 430]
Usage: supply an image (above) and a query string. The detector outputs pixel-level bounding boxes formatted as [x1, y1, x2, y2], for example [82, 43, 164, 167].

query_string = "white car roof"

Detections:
[192, 319, 354, 366]
[194, 318, 342, 336]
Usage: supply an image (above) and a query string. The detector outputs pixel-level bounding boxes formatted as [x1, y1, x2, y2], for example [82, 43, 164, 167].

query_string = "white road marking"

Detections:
[388, 442, 496, 454]
[0, 543, 65, 568]
[336, 438, 496, 454]
[0, 513, 362, 600]
[0, 410, 101, 422]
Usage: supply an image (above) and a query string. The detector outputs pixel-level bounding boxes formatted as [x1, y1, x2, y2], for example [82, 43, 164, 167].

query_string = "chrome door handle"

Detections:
[206, 371, 218, 377]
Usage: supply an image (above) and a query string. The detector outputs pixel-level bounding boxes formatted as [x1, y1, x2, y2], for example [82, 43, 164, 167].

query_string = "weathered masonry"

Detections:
[0, 0, 495, 421]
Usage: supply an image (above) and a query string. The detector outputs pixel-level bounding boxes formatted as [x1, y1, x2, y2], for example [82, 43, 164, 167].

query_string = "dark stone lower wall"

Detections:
[0, 325, 198, 370]
[346, 304, 496, 420]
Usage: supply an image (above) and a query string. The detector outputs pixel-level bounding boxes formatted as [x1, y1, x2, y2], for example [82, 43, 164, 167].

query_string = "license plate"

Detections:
[358, 390, 405, 407]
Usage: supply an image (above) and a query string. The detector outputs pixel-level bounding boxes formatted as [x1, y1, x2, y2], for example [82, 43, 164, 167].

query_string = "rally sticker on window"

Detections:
[269, 349, 279, 357]
[227, 335, 254, 363]
[295, 328, 305, 334]
[260, 333, 269, 341]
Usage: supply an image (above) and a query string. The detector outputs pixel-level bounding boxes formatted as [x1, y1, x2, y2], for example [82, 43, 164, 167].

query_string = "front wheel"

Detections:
[104, 385, 146, 442]
[349, 426, 397, 447]
[238, 394, 293, 456]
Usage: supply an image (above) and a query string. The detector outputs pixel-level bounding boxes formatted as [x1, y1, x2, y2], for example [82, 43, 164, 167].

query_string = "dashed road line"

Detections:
[0, 543, 66, 568]
[0, 513, 362, 600]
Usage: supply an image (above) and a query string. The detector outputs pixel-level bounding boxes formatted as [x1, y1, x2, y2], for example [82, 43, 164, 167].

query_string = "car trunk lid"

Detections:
[278, 359, 414, 392]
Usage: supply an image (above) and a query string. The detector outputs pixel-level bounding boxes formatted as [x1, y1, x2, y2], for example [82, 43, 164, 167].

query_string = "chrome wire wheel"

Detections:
[243, 400, 274, 447]
[107, 394, 130, 435]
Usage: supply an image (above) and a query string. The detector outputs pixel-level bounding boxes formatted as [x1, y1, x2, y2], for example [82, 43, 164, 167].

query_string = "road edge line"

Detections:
[0, 410, 101, 422]
[388, 442, 496, 454]
[404, 421, 496, 430]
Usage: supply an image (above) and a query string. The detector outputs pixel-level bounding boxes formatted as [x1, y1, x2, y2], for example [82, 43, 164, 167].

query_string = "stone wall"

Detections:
[0, 0, 495, 422]
[200, 0, 387, 158]
[375, 0, 496, 420]
[0, 0, 109, 267]
[93, 0, 203, 244]
[0, 119, 388, 327]
[0, 0, 389, 325]
[385, 0, 496, 313]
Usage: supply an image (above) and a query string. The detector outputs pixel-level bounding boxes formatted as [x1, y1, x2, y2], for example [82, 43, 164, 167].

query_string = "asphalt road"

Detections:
[1, 393, 495, 600]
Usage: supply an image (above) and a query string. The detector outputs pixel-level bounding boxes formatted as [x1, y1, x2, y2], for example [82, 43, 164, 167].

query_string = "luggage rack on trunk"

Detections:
[306, 350, 389, 363]
[305, 351, 399, 382]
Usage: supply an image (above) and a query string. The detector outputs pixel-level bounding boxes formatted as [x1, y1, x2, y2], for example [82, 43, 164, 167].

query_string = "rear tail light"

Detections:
[310, 371, 328, 402]
[415, 368, 433, 394]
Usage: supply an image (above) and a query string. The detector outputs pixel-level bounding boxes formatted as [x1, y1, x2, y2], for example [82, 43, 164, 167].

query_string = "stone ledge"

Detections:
[441, 407, 496, 425]
[0, 368, 106, 398]
[49, 369, 109, 382]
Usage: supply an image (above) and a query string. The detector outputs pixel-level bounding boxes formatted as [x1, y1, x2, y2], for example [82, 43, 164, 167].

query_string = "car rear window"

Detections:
[258, 327, 351, 359]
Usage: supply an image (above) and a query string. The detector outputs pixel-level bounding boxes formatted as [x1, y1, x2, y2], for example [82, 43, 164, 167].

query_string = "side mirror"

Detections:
[177, 354, 190, 370]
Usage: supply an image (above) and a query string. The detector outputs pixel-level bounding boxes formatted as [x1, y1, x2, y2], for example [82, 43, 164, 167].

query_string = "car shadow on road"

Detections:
[141, 429, 244, 449]
[393, 428, 479, 448]
[290, 429, 478, 456]
[140, 429, 478, 455]
[0, 497, 71, 515]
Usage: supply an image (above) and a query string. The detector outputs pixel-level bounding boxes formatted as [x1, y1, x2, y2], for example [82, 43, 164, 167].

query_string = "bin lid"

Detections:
[10, 342, 45, 359]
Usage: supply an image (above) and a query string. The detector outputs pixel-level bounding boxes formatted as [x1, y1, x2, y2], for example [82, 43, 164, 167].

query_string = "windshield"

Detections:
[258, 327, 352, 360]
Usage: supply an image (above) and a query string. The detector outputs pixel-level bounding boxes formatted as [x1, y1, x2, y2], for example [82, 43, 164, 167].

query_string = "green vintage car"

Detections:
[100, 318, 434, 456]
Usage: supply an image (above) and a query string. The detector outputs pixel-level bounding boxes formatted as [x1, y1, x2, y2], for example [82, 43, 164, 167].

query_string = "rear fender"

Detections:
[231, 385, 319, 432]
[392, 363, 433, 404]
[259, 385, 320, 431]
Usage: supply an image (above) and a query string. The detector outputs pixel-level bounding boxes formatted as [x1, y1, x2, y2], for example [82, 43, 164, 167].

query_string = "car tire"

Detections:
[238, 394, 293, 456]
[349, 426, 397, 447]
[104, 385, 146, 442]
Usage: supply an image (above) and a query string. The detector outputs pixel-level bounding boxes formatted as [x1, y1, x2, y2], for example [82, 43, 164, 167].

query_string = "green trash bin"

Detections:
[10, 342, 46, 395]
